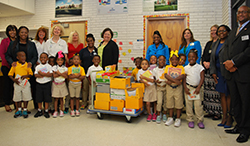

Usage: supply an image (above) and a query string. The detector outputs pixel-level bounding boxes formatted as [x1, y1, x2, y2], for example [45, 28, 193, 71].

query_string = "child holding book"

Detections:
[137, 59, 157, 122]
[52, 51, 68, 118]
[68, 54, 85, 117]
[153, 55, 167, 124]
[183, 49, 205, 129]
[164, 50, 185, 127]
[34, 52, 53, 118]
[8, 51, 33, 118]
[131, 57, 142, 82]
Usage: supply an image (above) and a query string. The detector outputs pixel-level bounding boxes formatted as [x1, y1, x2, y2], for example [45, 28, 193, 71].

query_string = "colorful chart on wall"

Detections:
[143, 0, 177, 12]
[98, 0, 128, 14]
[55, 0, 83, 18]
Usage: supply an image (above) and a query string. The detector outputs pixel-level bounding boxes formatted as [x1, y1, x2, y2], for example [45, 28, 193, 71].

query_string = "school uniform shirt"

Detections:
[33, 40, 46, 63]
[184, 63, 204, 86]
[164, 65, 185, 86]
[52, 65, 68, 83]
[35, 63, 53, 84]
[131, 67, 140, 81]
[44, 37, 68, 57]
[137, 69, 154, 86]
[8, 62, 33, 80]
[153, 66, 166, 86]
[68, 65, 85, 83]
[86, 64, 103, 83]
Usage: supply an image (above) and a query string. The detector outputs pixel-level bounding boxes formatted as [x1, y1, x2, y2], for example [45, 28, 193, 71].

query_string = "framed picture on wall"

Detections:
[55, 0, 83, 18]
[143, 0, 177, 12]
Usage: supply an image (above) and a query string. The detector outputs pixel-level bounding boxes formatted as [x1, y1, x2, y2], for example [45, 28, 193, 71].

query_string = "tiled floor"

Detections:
[0, 104, 249, 146]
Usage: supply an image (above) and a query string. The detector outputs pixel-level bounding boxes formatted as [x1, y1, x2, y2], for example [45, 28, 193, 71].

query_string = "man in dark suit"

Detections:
[223, 5, 250, 143]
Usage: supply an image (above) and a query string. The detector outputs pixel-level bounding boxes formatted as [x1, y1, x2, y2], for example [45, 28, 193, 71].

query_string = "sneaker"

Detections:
[64, 108, 69, 114]
[75, 110, 80, 117]
[147, 114, 152, 122]
[174, 118, 181, 127]
[188, 122, 195, 128]
[86, 109, 95, 114]
[156, 115, 161, 124]
[165, 117, 174, 126]
[70, 110, 75, 117]
[44, 112, 50, 118]
[162, 114, 167, 123]
[80, 105, 86, 110]
[14, 111, 22, 118]
[34, 111, 43, 118]
[53, 111, 58, 118]
[198, 122, 205, 129]
[152, 113, 157, 122]
[23, 111, 28, 118]
[59, 110, 64, 117]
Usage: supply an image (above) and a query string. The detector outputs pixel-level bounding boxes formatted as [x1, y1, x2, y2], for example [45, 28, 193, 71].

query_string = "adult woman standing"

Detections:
[44, 24, 68, 58]
[67, 30, 83, 65]
[178, 28, 202, 66]
[33, 26, 48, 64]
[210, 25, 233, 128]
[202, 25, 222, 120]
[0, 25, 17, 112]
[79, 34, 97, 109]
[5, 26, 38, 110]
[146, 30, 170, 65]
[97, 28, 119, 69]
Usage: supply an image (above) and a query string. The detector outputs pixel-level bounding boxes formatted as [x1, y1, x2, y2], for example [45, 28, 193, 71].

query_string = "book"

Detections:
[72, 67, 80, 74]
[15, 74, 28, 88]
[149, 64, 157, 71]
[187, 89, 200, 100]
[141, 70, 153, 82]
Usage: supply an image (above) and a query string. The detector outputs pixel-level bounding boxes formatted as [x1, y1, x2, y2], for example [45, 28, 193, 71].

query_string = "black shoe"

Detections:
[44, 112, 50, 118]
[225, 127, 240, 134]
[27, 110, 31, 114]
[34, 111, 43, 118]
[236, 134, 249, 143]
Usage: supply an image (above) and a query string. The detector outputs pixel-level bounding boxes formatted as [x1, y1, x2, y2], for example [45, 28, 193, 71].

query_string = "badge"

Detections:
[190, 42, 194, 46]
[242, 35, 249, 41]
[209, 50, 212, 53]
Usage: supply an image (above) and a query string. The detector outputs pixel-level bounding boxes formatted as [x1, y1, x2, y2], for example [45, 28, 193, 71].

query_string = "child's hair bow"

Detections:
[58, 51, 64, 58]
[170, 50, 179, 58]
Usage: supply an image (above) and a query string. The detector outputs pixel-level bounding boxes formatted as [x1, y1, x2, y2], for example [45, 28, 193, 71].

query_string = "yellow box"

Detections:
[94, 100, 110, 110]
[110, 99, 125, 112]
[126, 88, 143, 98]
[95, 92, 110, 101]
[131, 83, 145, 93]
[125, 96, 143, 109]
[110, 76, 131, 89]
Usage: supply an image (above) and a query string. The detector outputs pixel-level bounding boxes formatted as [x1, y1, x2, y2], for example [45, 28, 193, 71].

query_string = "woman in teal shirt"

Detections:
[178, 28, 202, 66]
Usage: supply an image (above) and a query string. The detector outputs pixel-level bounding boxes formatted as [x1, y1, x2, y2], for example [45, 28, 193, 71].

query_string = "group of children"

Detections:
[8, 50, 102, 119]
[132, 49, 205, 129]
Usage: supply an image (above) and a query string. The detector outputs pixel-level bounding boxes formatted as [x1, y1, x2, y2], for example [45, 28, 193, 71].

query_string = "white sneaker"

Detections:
[59, 110, 64, 117]
[75, 110, 80, 117]
[174, 118, 181, 127]
[53, 111, 58, 118]
[70, 110, 75, 117]
[165, 117, 174, 126]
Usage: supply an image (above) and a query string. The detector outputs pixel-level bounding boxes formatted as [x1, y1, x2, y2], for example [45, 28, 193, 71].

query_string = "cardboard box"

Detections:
[125, 91, 143, 109]
[110, 88, 126, 100]
[96, 84, 110, 93]
[95, 92, 110, 101]
[94, 100, 110, 110]
[110, 99, 125, 112]
[123, 108, 142, 114]
[127, 87, 143, 98]
[110, 76, 131, 89]
[131, 83, 145, 93]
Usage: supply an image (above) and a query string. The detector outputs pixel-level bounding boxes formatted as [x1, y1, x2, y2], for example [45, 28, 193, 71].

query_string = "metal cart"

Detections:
[88, 70, 143, 123]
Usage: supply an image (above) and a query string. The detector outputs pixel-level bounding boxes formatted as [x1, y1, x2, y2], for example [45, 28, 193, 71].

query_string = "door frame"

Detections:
[143, 13, 189, 58]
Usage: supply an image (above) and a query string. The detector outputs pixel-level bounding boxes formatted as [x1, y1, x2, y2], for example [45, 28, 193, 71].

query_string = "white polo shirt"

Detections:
[52, 65, 68, 83]
[86, 64, 103, 82]
[44, 37, 68, 57]
[152, 67, 166, 86]
[33, 40, 46, 63]
[184, 63, 204, 86]
[35, 63, 53, 84]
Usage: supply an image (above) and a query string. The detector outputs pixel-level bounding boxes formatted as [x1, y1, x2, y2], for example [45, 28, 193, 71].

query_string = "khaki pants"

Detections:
[184, 85, 204, 123]
[81, 78, 89, 107]
[156, 86, 167, 112]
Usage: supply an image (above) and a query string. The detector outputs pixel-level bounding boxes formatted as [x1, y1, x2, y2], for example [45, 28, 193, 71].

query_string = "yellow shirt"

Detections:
[131, 67, 139, 81]
[164, 65, 185, 80]
[8, 62, 33, 80]
[98, 44, 106, 66]
[68, 65, 85, 82]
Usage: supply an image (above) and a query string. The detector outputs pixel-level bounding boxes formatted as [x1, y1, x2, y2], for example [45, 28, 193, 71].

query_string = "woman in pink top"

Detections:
[0, 25, 17, 112]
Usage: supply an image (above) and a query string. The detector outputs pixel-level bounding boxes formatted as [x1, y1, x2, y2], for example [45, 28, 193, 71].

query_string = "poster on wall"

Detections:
[143, 0, 177, 12]
[98, 0, 128, 14]
[55, 0, 83, 18]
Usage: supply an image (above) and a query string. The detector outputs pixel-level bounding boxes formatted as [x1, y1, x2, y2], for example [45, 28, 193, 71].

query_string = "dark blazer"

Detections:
[210, 39, 227, 76]
[98, 40, 119, 69]
[223, 22, 250, 82]
[5, 40, 38, 67]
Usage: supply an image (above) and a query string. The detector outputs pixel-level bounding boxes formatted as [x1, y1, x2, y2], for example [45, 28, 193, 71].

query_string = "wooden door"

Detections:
[146, 17, 186, 53]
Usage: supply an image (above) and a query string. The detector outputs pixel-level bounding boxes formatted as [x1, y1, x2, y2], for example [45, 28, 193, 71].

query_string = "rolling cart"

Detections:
[88, 70, 143, 123]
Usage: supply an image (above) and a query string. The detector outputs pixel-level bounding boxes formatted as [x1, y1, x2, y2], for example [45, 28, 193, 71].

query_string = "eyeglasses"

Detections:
[218, 30, 227, 33]
[237, 11, 249, 15]
[210, 30, 217, 32]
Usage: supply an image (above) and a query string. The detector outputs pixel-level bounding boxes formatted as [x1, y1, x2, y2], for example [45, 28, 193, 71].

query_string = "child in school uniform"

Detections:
[149, 55, 157, 71]
[183, 49, 205, 129]
[179, 54, 186, 66]
[138, 59, 157, 122]
[164, 50, 185, 127]
[131, 57, 142, 82]
[51, 51, 69, 118]
[48, 56, 55, 114]
[8, 51, 33, 118]
[153, 55, 167, 124]
[68, 55, 85, 117]
[34, 52, 53, 118]
[86, 55, 103, 114]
